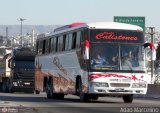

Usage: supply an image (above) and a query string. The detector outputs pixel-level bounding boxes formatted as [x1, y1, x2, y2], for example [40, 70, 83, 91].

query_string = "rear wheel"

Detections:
[123, 94, 133, 103]
[46, 79, 53, 99]
[46, 79, 64, 99]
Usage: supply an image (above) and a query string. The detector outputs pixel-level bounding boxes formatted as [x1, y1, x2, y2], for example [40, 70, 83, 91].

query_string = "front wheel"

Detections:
[123, 94, 133, 103]
[78, 79, 90, 102]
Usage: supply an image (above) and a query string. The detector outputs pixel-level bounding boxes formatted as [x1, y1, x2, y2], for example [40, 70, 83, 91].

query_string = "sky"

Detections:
[0, 0, 160, 31]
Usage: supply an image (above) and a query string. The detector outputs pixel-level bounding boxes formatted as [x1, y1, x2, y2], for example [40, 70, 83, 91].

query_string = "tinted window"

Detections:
[72, 32, 77, 49]
[68, 34, 72, 50]
[62, 35, 66, 51]
[76, 31, 81, 48]
[65, 34, 69, 50]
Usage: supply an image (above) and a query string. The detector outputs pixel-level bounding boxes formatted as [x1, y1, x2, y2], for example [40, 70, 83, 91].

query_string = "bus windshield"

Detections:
[90, 43, 145, 72]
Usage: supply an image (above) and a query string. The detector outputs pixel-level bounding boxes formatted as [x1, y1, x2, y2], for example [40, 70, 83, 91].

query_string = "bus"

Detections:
[35, 22, 151, 103]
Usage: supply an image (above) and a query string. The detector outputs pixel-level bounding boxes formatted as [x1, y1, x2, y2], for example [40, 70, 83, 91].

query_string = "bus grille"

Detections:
[110, 83, 130, 87]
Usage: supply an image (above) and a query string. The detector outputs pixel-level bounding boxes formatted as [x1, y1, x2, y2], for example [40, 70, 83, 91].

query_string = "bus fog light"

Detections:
[92, 82, 108, 87]
[132, 83, 146, 88]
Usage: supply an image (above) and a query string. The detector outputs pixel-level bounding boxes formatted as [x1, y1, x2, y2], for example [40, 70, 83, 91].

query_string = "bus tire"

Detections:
[78, 79, 90, 102]
[46, 79, 53, 99]
[123, 94, 133, 103]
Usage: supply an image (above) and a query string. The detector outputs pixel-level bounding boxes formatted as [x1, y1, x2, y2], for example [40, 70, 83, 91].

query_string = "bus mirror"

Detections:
[144, 43, 151, 49]
[144, 43, 156, 60]
[83, 40, 90, 60]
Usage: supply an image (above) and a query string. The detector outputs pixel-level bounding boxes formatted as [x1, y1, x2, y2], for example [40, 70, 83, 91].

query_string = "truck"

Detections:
[0, 47, 35, 93]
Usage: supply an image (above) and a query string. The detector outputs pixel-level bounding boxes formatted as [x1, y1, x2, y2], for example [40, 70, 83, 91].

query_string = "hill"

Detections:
[0, 25, 60, 37]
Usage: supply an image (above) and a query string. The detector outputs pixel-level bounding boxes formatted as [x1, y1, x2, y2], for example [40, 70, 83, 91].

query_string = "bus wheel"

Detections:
[123, 95, 133, 103]
[46, 79, 53, 99]
[78, 79, 89, 102]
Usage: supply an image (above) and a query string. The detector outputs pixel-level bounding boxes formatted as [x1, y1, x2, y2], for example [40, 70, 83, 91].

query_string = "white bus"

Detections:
[35, 22, 151, 103]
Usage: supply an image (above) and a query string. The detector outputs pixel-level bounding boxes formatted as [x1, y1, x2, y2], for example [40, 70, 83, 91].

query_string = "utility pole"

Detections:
[18, 18, 26, 47]
[149, 27, 155, 84]
[6, 27, 8, 46]
[32, 29, 35, 47]
[6, 27, 8, 39]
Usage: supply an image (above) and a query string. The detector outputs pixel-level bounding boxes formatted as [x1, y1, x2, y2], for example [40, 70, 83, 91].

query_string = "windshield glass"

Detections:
[120, 44, 145, 71]
[90, 43, 145, 72]
[14, 61, 35, 69]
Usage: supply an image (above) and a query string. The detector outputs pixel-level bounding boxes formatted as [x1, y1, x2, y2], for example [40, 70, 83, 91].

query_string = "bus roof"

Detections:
[85, 22, 143, 30]
[37, 22, 143, 40]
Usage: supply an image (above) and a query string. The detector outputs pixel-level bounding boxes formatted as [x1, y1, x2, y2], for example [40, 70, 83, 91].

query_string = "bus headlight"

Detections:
[132, 83, 146, 88]
[91, 82, 109, 87]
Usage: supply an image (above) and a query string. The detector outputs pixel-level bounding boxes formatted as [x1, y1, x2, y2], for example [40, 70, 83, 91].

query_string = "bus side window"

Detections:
[50, 37, 54, 52]
[58, 35, 63, 52]
[42, 40, 46, 54]
[40, 41, 43, 55]
[65, 34, 69, 50]
[81, 29, 89, 42]
[72, 32, 77, 49]
[76, 31, 81, 48]
[68, 33, 72, 50]
[45, 39, 50, 53]
[62, 35, 66, 51]
[55, 37, 58, 52]
[81, 29, 89, 54]
[48, 38, 51, 53]
[36, 41, 39, 55]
